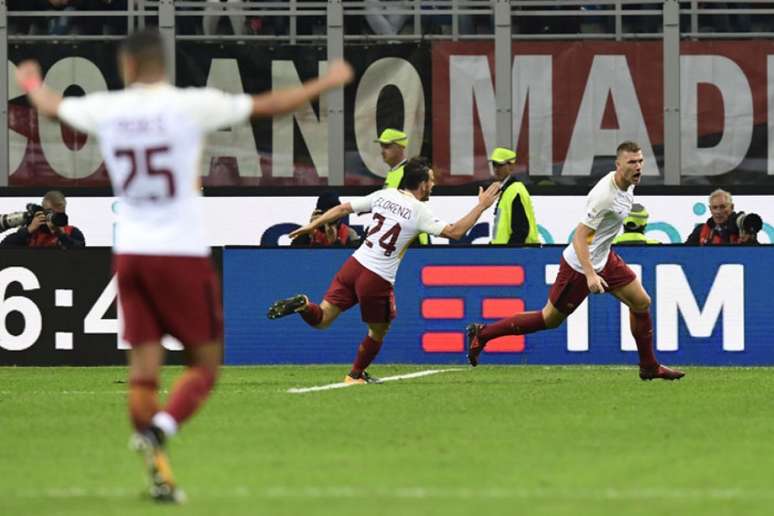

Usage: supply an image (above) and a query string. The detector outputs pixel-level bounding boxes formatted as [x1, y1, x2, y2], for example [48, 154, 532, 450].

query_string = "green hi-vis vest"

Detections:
[384, 161, 428, 244]
[384, 163, 405, 189]
[492, 181, 539, 244]
[612, 232, 660, 245]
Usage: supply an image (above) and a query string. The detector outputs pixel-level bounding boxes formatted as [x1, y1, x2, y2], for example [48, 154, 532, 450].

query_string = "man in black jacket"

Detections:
[0, 190, 85, 249]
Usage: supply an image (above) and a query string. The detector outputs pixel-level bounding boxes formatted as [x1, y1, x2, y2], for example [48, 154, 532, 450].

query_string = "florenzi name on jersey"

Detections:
[372, 197, 413, 220]
[350, 189, 447, 285]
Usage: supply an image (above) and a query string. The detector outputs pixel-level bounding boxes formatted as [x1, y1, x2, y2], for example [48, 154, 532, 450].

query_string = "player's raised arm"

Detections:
[250, 59, 354, 118]
[440, 182, 501, 240]
[289, 202, 355, 240]
[15, 60, 63, 118]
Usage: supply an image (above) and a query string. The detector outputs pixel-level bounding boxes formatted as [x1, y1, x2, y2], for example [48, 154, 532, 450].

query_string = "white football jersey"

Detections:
[350, 189, 447, 284]
[563, 171, 634, 272]
[57, 83, 252, 256]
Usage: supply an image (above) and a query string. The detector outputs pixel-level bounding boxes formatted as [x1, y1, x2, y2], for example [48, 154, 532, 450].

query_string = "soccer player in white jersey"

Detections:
[15, 29, 353, 502]
[466, 141, 685, 381]
[268, 157, 501, 383]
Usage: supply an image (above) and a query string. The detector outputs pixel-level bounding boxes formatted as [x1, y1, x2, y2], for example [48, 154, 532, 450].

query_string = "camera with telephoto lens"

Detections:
[735, 211, 763, 235]
[0, 203, 68, 232]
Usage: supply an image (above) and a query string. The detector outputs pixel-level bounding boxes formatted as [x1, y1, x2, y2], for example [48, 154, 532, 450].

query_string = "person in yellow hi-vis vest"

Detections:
[375, 128, 408, 188]
[612, 203, 660, 245]
[376, 128, 429, 244]
[490, 148, 539, 244]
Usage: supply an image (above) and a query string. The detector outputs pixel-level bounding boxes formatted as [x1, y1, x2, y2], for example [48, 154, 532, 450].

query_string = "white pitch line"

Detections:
[287, 368, 465, 394]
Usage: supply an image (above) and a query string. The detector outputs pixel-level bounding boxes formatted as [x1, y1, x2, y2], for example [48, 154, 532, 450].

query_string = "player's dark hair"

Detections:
[616, 141, 641, 156]
[400, 157, 431, 190]
[120, 29, 166, 71]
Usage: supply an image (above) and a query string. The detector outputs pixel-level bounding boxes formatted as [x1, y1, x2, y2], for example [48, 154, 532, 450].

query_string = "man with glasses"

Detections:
[489, 147, 539, 244]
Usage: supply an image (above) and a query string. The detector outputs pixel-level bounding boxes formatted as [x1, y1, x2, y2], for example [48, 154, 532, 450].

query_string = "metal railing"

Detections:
[2, 0, 773, 186]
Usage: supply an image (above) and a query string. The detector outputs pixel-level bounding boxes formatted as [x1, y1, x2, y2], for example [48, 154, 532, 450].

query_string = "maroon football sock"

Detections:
[300, 302, 323, 327]
[164, 367, 217, 426]
[128, 378, 159, 431]
[630, 310, 658, 367]
[350, 336, 383, 377]
[479, 311, 546, 342]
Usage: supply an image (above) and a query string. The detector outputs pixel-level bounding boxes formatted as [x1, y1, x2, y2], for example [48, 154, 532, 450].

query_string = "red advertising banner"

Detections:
[431, 40, 774, 185]
[7, 40, 774, 187]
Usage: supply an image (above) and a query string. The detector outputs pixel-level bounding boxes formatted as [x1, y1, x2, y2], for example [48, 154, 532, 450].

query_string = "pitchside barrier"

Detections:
[0, 246, 771, 366]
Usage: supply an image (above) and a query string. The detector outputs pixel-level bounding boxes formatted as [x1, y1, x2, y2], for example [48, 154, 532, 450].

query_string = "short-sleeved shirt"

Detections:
[57, 84, 252, 256]
[350, 189, 447, 284]
[563, 171, 634, 273]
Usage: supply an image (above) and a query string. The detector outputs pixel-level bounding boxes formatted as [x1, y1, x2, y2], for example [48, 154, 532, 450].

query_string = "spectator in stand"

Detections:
[365, 0, 410, 36]
[203, 0, 246, 36]
[247, 1, 289, 35]
[46, 0, 78, 35]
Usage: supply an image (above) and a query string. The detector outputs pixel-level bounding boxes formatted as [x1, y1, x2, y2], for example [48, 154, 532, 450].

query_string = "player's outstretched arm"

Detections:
[289, 202, 355, 240]
[15, 61, 63, 118]
[440, 182, 501, 240]
[251, 59, 354, 118]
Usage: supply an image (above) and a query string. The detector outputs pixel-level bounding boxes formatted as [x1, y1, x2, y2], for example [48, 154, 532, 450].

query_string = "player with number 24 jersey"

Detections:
[267, 157, 500, 384]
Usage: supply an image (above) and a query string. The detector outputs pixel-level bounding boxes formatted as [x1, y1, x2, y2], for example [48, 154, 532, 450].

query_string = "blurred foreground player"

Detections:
[268, 158, 500, 383]
[16, 29, 353, 502]
[466, 141, 685, 381]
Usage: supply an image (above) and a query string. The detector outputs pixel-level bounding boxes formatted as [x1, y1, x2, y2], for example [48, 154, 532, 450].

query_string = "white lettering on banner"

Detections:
[355, 58, 426, 178]
[513, 56, 553, 176]
[680, 55, 753, 176]
[563, 56, 658, 176]
[203, 59, 260, 177]
[39, 57, 106, 179]
[449, 55, 495, 176]
[768, 55, 774, 176]
[0, 268, 42, 352]
[7, 62, 27, 174]
[656, 264, 745, 351]
[272, 60, 328, 178]
[450, 56, 555, 176]
[619, 264, 642, 351]
[545, 264, 588, 352]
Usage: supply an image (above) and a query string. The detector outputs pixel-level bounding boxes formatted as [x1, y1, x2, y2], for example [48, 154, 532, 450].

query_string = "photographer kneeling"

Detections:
[0, 191, 85, 249]
[685, 189, 762, 245]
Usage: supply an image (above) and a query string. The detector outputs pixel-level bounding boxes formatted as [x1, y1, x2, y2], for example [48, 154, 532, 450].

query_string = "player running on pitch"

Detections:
[268, 157, 500, 384]
[465, 141, 685, 381]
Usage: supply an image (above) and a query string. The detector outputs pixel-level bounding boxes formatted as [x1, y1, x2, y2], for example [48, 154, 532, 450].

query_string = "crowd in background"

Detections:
[5, 1, 774, 37]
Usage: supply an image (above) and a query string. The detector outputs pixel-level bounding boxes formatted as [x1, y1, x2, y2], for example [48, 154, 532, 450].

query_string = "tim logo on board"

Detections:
[542, 263, 745, 355]
[411, 248, 755, 365]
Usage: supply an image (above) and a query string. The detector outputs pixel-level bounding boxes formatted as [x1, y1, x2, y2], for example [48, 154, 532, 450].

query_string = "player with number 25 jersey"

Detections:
[15, 28, 354, 503]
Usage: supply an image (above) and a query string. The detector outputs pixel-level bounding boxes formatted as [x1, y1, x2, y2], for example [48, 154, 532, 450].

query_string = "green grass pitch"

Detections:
[2, 365, 773, 516]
